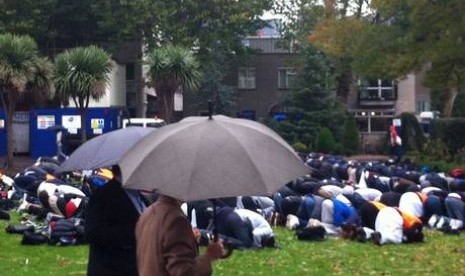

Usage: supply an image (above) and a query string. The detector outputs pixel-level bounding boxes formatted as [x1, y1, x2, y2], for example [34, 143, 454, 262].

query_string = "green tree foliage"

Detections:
[431, 118, 465, 156]
[22, 56, 55, 109]
[0, 33, 52, 167]
[0, 0, 56, 39]
[311, 0, 465, 117]
[146, 46, 202, 123]
[144, 0, 272, 48]
[146, 0, 272, 114]
[54, 46, 113, 143]
[431, 88, 465, 118]
[315, 127, 336, 154]
[185, 43, 238, 116]
[0, 0, 151, 54]
[341, 115, 360, 155]
[271, 45, 346, 148]
[375, 0, 465, 118]
[1, 0, 272, 116]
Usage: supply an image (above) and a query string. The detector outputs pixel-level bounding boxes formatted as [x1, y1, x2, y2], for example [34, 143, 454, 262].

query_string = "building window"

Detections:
[238, 68, 256, 89]
[278, 68, 296, 89]
[358, 78, 397, 101]
[416, 101, 430, 112]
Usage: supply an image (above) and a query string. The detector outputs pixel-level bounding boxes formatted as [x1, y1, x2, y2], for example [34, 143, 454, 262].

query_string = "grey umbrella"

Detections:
[119, 115, 310, 201]
[58, 126, 155, 172]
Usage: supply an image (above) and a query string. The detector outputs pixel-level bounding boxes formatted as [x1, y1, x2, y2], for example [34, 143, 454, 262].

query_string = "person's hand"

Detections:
[205, 240, 224, 261]
[192, 228, 201, 243]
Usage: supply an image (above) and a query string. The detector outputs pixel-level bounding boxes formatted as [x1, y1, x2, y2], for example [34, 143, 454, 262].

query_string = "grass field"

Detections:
[1, 214, 465, 276]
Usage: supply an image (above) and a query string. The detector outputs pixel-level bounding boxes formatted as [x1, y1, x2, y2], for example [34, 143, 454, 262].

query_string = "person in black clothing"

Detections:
[215, 206, 254, 248]
[85, 167, 144, 276]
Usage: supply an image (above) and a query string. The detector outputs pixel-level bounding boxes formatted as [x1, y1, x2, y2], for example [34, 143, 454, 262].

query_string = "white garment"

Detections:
[375, 207, 404, 245]
[341, 185, 355, 196]
[253, 196, 275, 209]
[181, 203, 198, 228]
[321, 199, 334, 225]
[421, 186, 442, 195]
[347, 167, 357, 184]
[398, 192, 424, 218]
[320, 222, 341, 236]
[37, 182, 58, 198]
[378, 176, 391, 187]
[320, 185, 343, 198]
[358, 170, 368, 189]
[47, 195, 64, 216]
[236, 196, 245, 209]
[355, 188, 382, 201]
[335, 194, 352, 207]
[449, 219, 463, 230]
[235, 209, 273, 248]
[55, 184, 86, 197]
[0, 174, 14, 187]
[37, 182, 85, 198]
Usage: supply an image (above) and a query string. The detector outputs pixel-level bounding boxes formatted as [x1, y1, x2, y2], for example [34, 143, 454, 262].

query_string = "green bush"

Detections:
[422, 138, 451, 161]
[292, 142, 308, 153]
[341, 115, 360, 155]
[315, 127, 336, 154]
[431, 118, 465, 154]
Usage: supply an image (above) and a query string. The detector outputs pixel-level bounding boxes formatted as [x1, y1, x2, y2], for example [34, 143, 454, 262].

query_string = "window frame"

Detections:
[238, 67, 256, 89]
[278, 67, 296, 89]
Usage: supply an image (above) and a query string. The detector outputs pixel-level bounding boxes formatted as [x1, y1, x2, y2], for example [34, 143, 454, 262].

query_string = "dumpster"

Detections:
[30, 107, 124, 159]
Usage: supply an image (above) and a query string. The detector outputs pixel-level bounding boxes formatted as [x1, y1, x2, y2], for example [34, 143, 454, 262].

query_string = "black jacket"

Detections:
[85, 179, 140, 276]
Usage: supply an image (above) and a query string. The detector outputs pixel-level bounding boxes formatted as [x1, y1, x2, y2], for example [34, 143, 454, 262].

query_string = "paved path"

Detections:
[0, 155, 37, 175]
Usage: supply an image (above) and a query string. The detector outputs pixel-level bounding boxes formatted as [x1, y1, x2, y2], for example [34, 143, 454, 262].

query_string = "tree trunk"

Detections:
[5, 98, 17, 168]
[80, 108, 87, 144]
[163, 92, 175, 124]
[443, 87, 458, 118]
[6, 116, 14, 168]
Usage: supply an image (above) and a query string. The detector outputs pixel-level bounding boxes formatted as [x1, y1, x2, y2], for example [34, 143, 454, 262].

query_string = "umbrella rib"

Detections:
[217, 122, 265, 196]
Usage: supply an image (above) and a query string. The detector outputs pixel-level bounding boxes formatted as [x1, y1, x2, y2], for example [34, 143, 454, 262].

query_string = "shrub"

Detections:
[341, 115, 360, 155]
[292, 142, 308, 153]
[422, 138, 451, 161]
[315, 127, 336, 154]
[431, 118, 465, 154]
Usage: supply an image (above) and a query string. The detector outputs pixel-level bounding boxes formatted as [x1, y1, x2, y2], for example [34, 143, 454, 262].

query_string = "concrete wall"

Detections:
[359, 132, 388, 154]
[396, 73, 416, 115]
[396, 70, 430, 115]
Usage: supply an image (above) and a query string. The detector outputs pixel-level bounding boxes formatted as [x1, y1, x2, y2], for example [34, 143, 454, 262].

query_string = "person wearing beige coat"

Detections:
[136, 195, 223, 276]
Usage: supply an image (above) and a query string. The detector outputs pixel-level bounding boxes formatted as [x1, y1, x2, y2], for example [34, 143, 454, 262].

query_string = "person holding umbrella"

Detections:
[136, 194, 224, 276]
[118, 113, 311, 274]
[85, 167, 145, 276]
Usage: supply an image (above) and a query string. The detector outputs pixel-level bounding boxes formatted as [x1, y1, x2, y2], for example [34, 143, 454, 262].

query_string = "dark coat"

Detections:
[85, 179, 140, 276]
[215, 206, 254, 248]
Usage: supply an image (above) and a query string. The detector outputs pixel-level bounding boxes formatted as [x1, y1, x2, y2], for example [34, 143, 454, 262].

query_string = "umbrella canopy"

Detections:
[119, 115, 310, 201]
[58, 126, 155, 172]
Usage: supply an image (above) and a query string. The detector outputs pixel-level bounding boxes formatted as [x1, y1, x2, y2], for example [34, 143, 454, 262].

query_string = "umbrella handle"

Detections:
[220, 244, 234, 259]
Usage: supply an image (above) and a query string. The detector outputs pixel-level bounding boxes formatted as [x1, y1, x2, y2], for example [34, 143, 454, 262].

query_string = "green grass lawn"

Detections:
[1, 215, 465, 275]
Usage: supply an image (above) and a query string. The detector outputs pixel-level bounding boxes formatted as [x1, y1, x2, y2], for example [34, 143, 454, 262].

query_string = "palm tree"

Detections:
[54, 46, 113, 144]
[24, 57, 55, 108]
[0, 33, 53, 168]
[146, 46, 202, 123]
